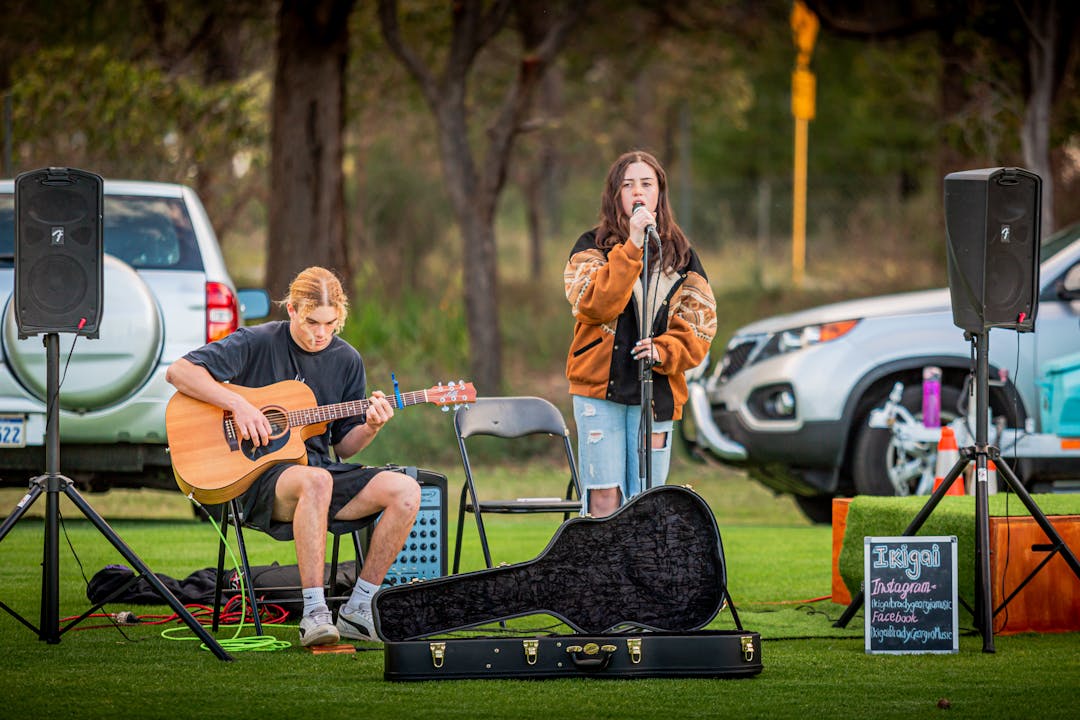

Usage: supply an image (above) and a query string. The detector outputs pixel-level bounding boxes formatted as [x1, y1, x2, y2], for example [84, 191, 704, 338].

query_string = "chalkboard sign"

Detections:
[864, 535, 958, 654]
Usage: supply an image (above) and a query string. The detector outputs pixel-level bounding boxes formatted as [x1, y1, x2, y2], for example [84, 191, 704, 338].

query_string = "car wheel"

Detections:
[852, 383, 963, 496]
[794, 494, 834, 524]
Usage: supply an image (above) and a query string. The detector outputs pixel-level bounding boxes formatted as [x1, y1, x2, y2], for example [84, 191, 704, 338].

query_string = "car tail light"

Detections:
[206, 281, 239, 342]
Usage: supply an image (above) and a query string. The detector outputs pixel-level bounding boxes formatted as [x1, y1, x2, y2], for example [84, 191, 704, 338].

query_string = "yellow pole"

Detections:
[793, 115, 808, 286]
[790, 1, 818, 287]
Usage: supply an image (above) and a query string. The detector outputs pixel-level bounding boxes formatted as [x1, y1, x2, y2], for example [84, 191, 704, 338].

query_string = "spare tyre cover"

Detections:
[2, 254, 164, 411]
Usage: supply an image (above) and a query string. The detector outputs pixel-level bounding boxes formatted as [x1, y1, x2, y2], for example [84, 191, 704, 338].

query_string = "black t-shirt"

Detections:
[182, 321, 367, 465]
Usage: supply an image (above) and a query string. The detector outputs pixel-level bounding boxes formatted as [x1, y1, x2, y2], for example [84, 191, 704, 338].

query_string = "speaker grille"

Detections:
[25, 187, 91, 225]
[24, 256, 89, 314]
[14, 168, 104, 338]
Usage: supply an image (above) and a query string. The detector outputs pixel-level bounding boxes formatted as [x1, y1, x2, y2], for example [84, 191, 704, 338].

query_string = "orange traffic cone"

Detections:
[932, 426, 965, 495]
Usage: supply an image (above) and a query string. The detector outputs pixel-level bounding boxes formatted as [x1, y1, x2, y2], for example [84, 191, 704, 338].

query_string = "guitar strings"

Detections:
[221, 385, 471, 437]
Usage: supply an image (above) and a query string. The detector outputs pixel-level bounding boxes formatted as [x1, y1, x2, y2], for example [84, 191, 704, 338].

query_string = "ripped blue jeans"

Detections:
[572, 395, 673, 515]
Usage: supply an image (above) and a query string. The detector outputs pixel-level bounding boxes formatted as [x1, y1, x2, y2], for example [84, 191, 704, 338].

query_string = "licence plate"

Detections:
[0, 415, 26, 447]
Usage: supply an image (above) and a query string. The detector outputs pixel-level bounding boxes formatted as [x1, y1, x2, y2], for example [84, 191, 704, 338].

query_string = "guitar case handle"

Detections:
[565, 643, 616, 671]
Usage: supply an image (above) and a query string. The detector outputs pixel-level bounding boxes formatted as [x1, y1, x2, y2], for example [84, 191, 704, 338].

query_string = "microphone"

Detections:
[632, 202, 660, 243]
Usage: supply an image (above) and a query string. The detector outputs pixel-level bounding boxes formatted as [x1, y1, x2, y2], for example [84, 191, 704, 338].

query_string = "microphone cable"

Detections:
[160, 496, 292, 652]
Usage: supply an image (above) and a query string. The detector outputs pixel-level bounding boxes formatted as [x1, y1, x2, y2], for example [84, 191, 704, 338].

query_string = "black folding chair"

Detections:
[452, 396, 582, 573]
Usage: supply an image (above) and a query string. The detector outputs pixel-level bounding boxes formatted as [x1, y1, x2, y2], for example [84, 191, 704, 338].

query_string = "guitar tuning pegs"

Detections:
[448, 380, 457, 388]
[458, 379, 464, 386]
[441, 406, 450, 412]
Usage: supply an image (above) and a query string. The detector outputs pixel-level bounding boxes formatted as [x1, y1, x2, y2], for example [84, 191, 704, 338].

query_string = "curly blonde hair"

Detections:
[281, 266, 349, 332]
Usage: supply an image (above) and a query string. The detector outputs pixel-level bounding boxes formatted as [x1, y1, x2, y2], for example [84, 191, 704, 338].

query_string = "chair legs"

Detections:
[213, 499, 264, 635]
[452, 482, 495, 574]
[452, 484, 467, 574]
[211, 504, 229, 632]
[212, 501, 365, 632]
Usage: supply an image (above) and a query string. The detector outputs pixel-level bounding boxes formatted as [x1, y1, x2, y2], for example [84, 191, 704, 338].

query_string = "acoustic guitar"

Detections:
[166, 379, 475, 504]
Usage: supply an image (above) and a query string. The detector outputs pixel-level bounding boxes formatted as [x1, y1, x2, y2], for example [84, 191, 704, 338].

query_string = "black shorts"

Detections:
[235, 462, 394, 541]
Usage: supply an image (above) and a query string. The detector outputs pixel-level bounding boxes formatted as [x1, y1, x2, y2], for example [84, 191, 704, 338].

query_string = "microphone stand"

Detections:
[638, 231, 654, 492]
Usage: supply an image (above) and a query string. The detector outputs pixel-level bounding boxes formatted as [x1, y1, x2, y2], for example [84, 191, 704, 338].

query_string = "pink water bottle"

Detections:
[922, 366, 942, 427]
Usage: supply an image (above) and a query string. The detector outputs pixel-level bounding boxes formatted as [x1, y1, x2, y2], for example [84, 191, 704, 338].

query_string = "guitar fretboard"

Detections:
[288, 389, 430, 427]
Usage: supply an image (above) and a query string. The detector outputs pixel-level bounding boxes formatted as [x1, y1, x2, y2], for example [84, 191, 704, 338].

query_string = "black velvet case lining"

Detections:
[374, 485, 728, 642]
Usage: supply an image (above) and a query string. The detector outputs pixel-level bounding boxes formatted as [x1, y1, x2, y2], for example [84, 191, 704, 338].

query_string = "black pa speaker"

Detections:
[944, 167, 1041, 334]
[14, 167, 104, 338]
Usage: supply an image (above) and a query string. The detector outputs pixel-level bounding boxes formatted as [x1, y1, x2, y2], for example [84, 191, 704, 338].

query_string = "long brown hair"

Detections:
[594, 150, 691, 270]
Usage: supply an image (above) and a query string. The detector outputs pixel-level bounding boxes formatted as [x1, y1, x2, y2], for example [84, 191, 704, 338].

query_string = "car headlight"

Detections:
[748, 383, 798, 420]
[757, 319, 859, 363]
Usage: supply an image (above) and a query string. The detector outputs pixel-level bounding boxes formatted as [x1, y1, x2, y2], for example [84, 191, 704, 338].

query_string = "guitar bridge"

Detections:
[223, 412, 239, 451]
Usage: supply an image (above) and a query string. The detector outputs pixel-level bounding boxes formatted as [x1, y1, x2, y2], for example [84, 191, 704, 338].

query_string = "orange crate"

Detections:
[990, 514, 1080, 634]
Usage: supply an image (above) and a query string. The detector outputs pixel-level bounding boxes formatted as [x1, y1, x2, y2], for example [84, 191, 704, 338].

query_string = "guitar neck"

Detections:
[289, 390, 431, 428]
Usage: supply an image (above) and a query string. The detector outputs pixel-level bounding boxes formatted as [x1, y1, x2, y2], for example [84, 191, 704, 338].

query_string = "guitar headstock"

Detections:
[427, 380, 477, 410]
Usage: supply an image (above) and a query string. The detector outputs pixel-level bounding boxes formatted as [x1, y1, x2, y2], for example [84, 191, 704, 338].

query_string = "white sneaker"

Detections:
[299, 605, 340, 647]
[336, 604, 381, 643]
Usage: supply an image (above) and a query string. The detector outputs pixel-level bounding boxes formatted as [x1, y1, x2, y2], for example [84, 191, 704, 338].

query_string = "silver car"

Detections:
[683, 222, 1080, 522]
[0, 179, 266, 493]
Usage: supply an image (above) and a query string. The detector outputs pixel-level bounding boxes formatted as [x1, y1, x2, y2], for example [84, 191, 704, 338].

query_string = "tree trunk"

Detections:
[525, 177, 543, 281]
[377, 0, 584, 392]
[518, 13, 566, 283]
[460, 205, 502, 395]
[266, 0, 355, 304]
[936, 22, 971, 180]
[1021, 44, 1055, 237]
[1018, 0, 1073, 237]
[434, 91, 504, 394]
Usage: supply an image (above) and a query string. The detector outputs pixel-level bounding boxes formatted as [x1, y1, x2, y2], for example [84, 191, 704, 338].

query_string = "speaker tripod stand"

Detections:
[834, 329, 1080, 652]
[0, 333, 231, 660]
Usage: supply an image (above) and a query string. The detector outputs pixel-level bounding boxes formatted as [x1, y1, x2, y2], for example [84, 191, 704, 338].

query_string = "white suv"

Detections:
[0, 179, 266, 493]
[683, 222, 1080, 522]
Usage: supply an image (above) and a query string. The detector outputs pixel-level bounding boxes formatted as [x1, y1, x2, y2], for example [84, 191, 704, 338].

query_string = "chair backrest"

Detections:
[454, 396, 570, 441]
[451, 396, 580, 573]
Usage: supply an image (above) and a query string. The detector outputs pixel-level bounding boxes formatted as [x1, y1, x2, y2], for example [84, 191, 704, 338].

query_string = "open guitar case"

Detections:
[373, 484, 762, 680]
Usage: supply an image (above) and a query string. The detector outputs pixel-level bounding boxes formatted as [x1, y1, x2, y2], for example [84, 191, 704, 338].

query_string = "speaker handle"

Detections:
[41, 167, 78, 186]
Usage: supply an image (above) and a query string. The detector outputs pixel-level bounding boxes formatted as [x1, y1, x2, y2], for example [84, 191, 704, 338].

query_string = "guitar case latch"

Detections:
[522, 639, 539, 665]
[429, 641, 446, 668]
[626, 637, 643, 664]
[740, 635, 756, 662]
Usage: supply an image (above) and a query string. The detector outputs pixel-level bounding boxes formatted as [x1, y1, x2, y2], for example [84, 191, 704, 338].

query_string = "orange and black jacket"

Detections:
[564, 230, 716, 421]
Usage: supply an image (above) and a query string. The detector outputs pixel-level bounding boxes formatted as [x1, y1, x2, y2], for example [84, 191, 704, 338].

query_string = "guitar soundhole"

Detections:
[239, 406, 291, 461]
[263, 407, 289, 438]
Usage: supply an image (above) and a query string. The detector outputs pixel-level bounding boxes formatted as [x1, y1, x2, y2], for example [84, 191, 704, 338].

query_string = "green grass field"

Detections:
[1, 459, 1078, 719]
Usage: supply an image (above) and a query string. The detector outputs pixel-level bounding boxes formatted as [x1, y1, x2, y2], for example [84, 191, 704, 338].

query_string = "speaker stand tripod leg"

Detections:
[974, 452, 994, 652]
[993, 456, 1080, 579]
[58, 479, 232, 660]
[42, 474, 61, 643]
[0, 481, 47, 635]
[0, 481, 45, 549]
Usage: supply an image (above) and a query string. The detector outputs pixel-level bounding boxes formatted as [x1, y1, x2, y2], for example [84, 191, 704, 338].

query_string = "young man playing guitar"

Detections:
[166, 266, 419, 647]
